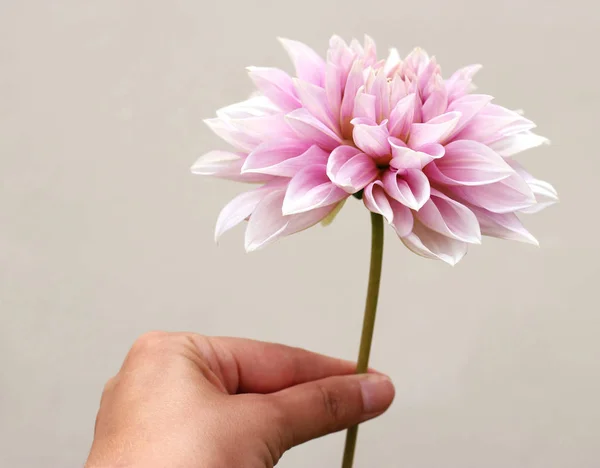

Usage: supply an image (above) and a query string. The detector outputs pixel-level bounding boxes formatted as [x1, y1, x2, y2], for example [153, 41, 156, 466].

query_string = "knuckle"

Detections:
[318, 384, 345, 425]
[130, 331, 170, 353]
[102, 376, 115, 394]
[263, 398, 294, 454]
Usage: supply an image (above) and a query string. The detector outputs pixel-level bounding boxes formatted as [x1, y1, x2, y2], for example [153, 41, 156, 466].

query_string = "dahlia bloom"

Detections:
[192, 36, 557, 265]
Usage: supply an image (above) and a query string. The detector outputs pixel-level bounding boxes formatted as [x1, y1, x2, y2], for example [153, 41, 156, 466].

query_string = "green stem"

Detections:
[341, 212, 385, 468]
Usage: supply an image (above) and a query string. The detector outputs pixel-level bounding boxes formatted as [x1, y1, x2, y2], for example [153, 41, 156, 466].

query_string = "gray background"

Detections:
[1, 0, 598, 467]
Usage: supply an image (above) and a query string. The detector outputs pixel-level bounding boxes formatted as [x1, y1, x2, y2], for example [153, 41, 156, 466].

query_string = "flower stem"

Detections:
[341, 212, 385, 468]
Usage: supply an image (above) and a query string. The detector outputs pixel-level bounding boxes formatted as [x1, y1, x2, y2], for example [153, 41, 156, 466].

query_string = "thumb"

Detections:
[266, 373, 395, 449]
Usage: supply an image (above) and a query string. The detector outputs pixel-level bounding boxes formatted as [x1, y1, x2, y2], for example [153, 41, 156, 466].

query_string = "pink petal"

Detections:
[204, 118, 259, 152]
[340, 60, 366, 137]
[421, 75, 448, 122]
[389, 199, 414, 237]
[470, 207, 538, 245]
[278, 38, 326, 86]
[508, 160, 559, 213]
[244, 189, 338, 251]
[403, 47, 430, 75]
[427, 140, 515, 186]
[446, 64, 482, 101]
[369, 70, 390, 121]
[327, 147, 378, 193]
[456, 104, 535, 143]
[389, 138, 443, 171]
[363, 181, 394, 223]
[408, 111, 462, 148]
[230, 114, 297, 141]
[191, 150, 272, 183]
[449, 172, 536, 214]
[489, 131, 549, 157]
[401, 221, 469, 266]
[282, 164, 348, 215]
[327, 35, 355, 77]
[215, 184, 284, 241]
[353, 90, 377, 122]
[243, 143, 326, 177]
[382, 168, 430, 210]
[286, 108, 343, 151]
[351, 118, 391, 158]
[362, 35, 378, 65]
[389, 138, 423, 171]
[417, 58, 441, 99]
[389, 77, 408, 109]
[325, 61, 343, 120]
[216, 95, 279, 119]
[244, 190, 290, 251]
[293, 78, 340, 134]
[416, 189, 481, 243]
[388, 93, 416, 140]
[247, 67, 301, 112]
[384, 48, 401, 76]
[283, 204, 339, 236]
[446, 94, 494, 139]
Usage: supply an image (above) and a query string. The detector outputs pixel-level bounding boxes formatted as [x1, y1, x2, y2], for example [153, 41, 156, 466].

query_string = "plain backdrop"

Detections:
[1, 0, 598, 467]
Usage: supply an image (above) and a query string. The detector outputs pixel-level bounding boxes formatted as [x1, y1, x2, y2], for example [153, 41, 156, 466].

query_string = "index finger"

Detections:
[196, 335, 363, 394]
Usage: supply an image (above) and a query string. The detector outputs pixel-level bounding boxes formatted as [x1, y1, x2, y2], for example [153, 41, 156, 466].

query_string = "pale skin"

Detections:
[86, 331, 395, 468]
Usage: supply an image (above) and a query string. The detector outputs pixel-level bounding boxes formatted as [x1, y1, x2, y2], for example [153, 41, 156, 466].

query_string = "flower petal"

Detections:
[446, 64, 482, 101]
[351, 118, 391, 158]
[325, 62, 343, 120]
[278, 38, 326, 86]
[321, 198, 347, 226]
[426, 140, 515, 186]
[369, 69, 391, 121]
[191, 150, 272, 183]
[327, 147, 378, 193]
[245, 189, 337, 251]
[353, 90, 377, 122]
[446, 94, 494, 138]
[456, 104, 535, 143]
[247, 67, 301, 112]
[216, 95, 279, 119]
[408, 111, 462, 148]
[285, 108, 343, 151]
[283, 204, 339, 236]
[416, 189, 481, 243]
[508, 160, 559, 213]
[389, 138, 443, 171]
[388, 93, 416, 140]
[215, 185, 282, 241]
[470, 207, 538, 245]
[204, 118, 259, 152]
[340, 60, 366, 137]
[245, 190, 290, 251]
[382, 168, 430, 210]
[363, 181, 394, 223]
[282, 165, 348, 215]
[489, 131, 549, 157]
[449, 172, 536, 214]
[401, 221, 469, 266]
[384, 47, 401, 76]
[421, 75, 448, 122]
[293, 78, 340, 134]
[242, 142, 325, 177]
[389, 199, 414, 237]
[230, 114, 297, 141]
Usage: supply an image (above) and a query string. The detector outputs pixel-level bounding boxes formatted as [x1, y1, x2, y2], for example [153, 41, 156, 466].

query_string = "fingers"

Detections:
[266, 373, 395, 449]
[202, 336, 360, 394]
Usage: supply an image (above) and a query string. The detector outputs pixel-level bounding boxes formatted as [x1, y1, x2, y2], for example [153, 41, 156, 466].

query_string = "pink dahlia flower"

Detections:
[192, 36, 557, 264]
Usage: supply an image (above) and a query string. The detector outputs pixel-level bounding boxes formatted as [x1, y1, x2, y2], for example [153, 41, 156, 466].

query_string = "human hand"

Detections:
[86, 332, 395, 468]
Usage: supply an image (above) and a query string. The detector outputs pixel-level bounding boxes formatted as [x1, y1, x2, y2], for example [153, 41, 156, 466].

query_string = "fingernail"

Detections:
[360, 374, 395, 414]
